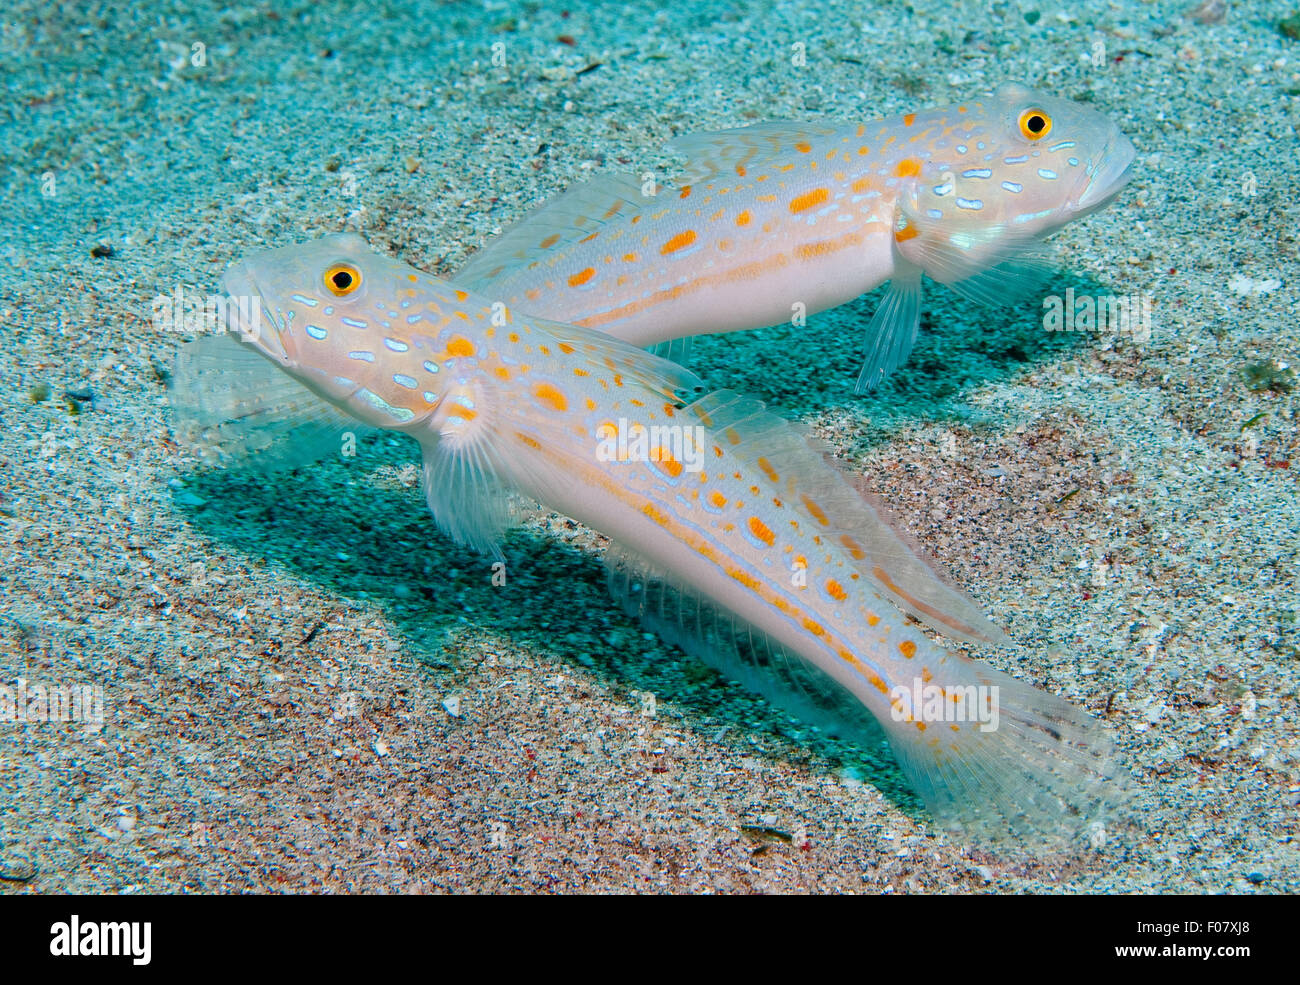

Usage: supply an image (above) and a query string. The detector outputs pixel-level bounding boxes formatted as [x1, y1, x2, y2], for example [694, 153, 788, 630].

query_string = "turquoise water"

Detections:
[1, 1, 1296, 893]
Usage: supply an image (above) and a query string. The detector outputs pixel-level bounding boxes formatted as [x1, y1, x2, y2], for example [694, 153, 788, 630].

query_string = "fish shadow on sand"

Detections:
[180, 442, 926, 826]
[687, 269, 1115, 424]
[176, 268, 1113, 834]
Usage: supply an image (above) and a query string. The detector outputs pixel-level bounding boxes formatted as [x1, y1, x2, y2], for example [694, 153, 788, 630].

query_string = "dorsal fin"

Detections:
[682, 390, 1011, 646]
[665, 121, 841, 183]
[455, 173, 648, 293]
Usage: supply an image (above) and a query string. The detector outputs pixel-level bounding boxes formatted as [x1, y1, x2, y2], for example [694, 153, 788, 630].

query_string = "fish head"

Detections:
[895, 82, 1135, 284]
[220, 233, 448, 428]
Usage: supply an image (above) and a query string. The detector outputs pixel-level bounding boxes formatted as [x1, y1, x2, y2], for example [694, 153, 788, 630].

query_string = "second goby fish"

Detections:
[171, 233, 1125, 843]
[456, 82, 1136, 392]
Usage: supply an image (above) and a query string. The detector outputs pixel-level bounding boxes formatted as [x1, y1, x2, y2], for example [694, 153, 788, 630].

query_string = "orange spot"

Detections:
[508, 332, 520, 343]
[579, 232, 598, 243]
[899, 640, 917, 659]
[709, 491, 727, 509]
[747, 517, 775, 546]
[756, 457, 779, 483]
[895, 158, 922, 178]
[568, 267, 596, 287]
[623, 252, 639, 262]
[801, 496, 829, 526]
[539, 234, 561, 248]
[902, 113, 916, 127]
[789, 187, 830, 213]
[802, 618, 826, 637]
[841, 535, 866, 560]
[825, 579, 846, 602]
[517, 433, 541, 450]
[584, 398, 596, 411]
[642, 503, 670, 526]
[735, 164, 747, 177]
[454, 289, 468, 302]
[660, 230, 697, 255]
[533, 382, 568, 412]
[851, 177, 874, 194]
[557, 342, 575, 354]
[794, 140, 812, 153]
[736, 210, 751, 227]
[894, 223, 919, 243]
[867, 612, 880, 627]
[446, 336, 475, 358]
[494, 366, 511, 381]
[573, 367, 589, 377]
[654, 449, 683, 478]
[679, 185, 692, 199]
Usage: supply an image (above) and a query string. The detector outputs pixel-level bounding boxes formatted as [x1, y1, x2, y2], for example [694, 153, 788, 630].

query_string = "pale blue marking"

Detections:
[341, 317, 367, 329]
[961, 168, 992, 179]
[1004, 154, 1029, 165]
[334, 377, 352, 388]
[393, 373, 418, 389]
[348, 350, 375, 362]
[384, 337, 409, 352]
[1048, 140, 1077, 151]
[290, 294, 318, 307]
[926, 208, 943, 219]
[423, 360, 440, 374]
[406, 314, 423, 324]
[1014, 207, 1054, 224]
[956, 144, 968, 154]
[1068, 157, 1080, 167]
[1038, 168, 1058, 180]
[956, 197, 983, 210]
[423, 391, 438, 403]
[305, 324, 328, 340]
[323, 306, 334, 316]
[1001, 181, 1023, 193]
[358, 389, 415, 423]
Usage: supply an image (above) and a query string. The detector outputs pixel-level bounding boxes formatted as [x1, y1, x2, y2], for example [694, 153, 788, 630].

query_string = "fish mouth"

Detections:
[1074, 132, 1137, 213]
[220, 261, 288, 362]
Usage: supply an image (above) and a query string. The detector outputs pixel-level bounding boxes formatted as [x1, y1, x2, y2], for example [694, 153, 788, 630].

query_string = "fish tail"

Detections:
[885, 653, 1127, 845]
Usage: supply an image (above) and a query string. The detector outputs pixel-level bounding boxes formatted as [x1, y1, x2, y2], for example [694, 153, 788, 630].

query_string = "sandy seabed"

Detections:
[1, 0, 1297, 893]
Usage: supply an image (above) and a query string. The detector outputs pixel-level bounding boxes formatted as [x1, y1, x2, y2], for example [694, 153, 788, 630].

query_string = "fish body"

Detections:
[456, 82, 1136, 391]
[173, 233, 1124, 842]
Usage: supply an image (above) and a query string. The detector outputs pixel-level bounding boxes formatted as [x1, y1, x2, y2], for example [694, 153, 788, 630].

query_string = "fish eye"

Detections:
[324, 262, 362, 296]
[1018, 108, 1052, 140]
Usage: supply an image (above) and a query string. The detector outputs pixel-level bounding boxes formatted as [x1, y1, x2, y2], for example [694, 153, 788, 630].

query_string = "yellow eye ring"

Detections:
[1018, 109, 1052, 140]
[324, 262, 362, 296]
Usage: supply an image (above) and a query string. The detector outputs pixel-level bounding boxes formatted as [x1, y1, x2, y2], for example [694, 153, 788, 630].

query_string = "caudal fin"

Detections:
[887, 655, 1127, 845]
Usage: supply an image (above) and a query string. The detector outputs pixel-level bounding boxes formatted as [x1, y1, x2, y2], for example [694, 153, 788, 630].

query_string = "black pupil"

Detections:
[332, 270, 353, 289]
[1027, 114, 1045, 133]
